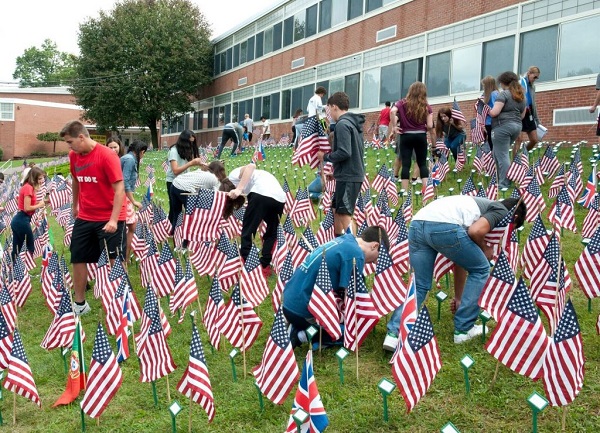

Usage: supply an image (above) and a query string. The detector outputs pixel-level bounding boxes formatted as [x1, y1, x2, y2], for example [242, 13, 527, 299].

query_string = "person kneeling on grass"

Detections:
[283, 226, 389, 348]
[382, 195, 526, 351]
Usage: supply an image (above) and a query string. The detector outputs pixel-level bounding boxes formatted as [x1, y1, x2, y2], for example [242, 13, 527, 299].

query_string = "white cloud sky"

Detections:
[0, 0, 279, 83]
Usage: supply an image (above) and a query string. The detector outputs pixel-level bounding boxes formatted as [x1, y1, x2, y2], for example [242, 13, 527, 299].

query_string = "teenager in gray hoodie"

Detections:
[318, 91, 365, 236]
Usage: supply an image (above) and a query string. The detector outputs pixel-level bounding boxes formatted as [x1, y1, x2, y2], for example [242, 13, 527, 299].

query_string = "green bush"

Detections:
[0, 146, 4, 161]
[30, 150, 49, 157]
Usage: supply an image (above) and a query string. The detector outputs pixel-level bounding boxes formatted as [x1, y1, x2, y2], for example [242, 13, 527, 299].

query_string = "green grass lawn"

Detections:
[6, 143, 600, 433]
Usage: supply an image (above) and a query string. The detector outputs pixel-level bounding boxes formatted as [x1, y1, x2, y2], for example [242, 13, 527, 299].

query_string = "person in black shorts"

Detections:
[515, 66, 541, 151]
[318, 92, 365, 236]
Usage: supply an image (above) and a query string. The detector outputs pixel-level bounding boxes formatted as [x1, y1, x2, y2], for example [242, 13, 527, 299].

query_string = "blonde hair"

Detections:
[481, 75, 497, 105]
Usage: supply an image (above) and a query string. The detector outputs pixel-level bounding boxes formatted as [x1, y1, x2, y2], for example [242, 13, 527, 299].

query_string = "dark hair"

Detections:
[435, 107, 453, 138]
[360, 226, 390, 251]
[208, 160, 227, 181]
[500, 198, 527, 228]
[0, 172, 4, 181]
[60, 120, 89, 138]
[106, 137, 125, 157]
[129, 139, 148, 174]
[315, 86, 327, 95]
[260, 114, 269, 121]
[173, 129, 195, 161]
[327, 92, 350, 111]
[293, 108, 303, 118]
[385, 101, 391, 107]
[25, 167, 46, 188]
[219, 178, 246, 219]
[497, 71, 525, 103]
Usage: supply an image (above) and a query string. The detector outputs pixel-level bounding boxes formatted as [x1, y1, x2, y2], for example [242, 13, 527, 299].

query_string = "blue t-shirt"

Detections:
[282, 234, 365, 318]
[485, 90, 499, 126]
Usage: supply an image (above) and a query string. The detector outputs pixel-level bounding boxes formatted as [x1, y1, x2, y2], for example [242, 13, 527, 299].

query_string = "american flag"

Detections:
[402, 193, 412, 222]
[173, 212, 185, 249]
[292, 115, 330, 169]
[40, 288, 76, 350]
[377, 190, 398, 241]
[285, 350, 329, 433]
[533, 158, 545, 186]
[42, 255, 62, 314]
[140, 230, 159, 289]
[273, 251, 294, 314]
[572, 147, 583, 176]
[476, 182, 487, 198]
[344, 267, 379, 351]
[32, 218, 49, 258]
[162, 160, 169, 173]
[548, 164, 565, 199]
[392, 306, 441, 413]
[479, 251, 516, 321]
[177, 319, 215, 422]
[189, 240, 217, 277]
[371, 134, 381, 149]
[282, 178, 295, 215]
[473, 145, 484, 174]
[131, 222, 149, 259]
[485, 277, 549, 380]
[540, 145, 560, 179]
[216, 284, 263, 350]
[461, 175, 477, 196]
[521, 177, 545, 223]
[451, 99, 466, 123]
[289, 187, 316, 227]
[433, 253, 454, 287]
[203, 276, 224, 350]
[240, 245, 269, 308]
[582, 194, 600, 239]
[169, 257, 198, 324]
[0, 285, 17, 332]
[215, 235, 241, 292]
[316, 209, 335, 246]
[471, 98, 490, 144]
[455, 144, 466, 171]
[542, 299, 584, 407]
[422, 177, 435, 204]
[135, 285, 176, 382]
[154, 243, 176, 298]
[390, 213, 409, 274]
[391, 273, 418, 365]
[574, 226, 600, 299]
[151, 203, 172, 244]
[253, 308, 299, 405]
[371, 244, 406, 317]
[529, 234, 559, 300]
[183, 190, 228, 242]
[80, 323, 122, 418]
[548, 185, 577, 233]
[486, 173, 498, 201]
[577, 166, 596, 209]
[13, 253, 32, 308]
[48, 180, 72, 209]
[4, 329, 41, 407]
[566, 164, 583, 202]
[94, 248, 111, 300]
[307, 255, 342, 340]
[0, 309, 13, 369]
[521, 214, 550, 280]
[372, 164, 391, 196]
[282, 215, 298, 250]
[506, 150, 528, 184]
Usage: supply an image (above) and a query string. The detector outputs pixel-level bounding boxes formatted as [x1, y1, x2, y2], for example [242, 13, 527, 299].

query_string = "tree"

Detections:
[37, 132, 63, 154]
[13, 39, 76, 87]
[71, 0, 213, 148]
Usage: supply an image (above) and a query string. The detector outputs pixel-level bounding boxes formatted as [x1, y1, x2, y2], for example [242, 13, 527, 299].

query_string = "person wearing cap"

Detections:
[11, 167, 48, 260]
[60, 120, 126, 316]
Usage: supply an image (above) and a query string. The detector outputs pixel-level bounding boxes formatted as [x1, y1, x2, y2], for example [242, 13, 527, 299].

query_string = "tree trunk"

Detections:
[148, 120, 159, 150]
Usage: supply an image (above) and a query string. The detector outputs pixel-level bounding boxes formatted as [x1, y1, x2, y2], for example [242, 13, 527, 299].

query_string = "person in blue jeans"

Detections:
[435, 107, 466, 161]
[383, 195, 526, 351]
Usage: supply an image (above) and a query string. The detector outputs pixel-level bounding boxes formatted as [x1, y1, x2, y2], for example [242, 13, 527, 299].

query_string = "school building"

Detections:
[164, 0, 600, 147]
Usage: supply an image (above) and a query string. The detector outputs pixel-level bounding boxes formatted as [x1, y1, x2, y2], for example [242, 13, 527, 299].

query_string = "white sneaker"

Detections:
[383, 332, 399, 352]
[453, 324, 486, 344]
[74, 301, 91, 316]
[416, 178, 423, 184]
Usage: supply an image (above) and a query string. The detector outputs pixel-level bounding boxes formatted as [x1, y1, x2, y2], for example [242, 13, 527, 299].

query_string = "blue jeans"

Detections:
[308, 176, 323, 200]
[407, 220, 490, 332]
[445, 132, 466, 161]
[10, 211, 33, 261]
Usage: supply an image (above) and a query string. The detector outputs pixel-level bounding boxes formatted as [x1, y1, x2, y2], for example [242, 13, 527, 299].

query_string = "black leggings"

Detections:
[485, 124, 493, 150]
[240, 193, 284, 268]
[399, 133, 429, 180]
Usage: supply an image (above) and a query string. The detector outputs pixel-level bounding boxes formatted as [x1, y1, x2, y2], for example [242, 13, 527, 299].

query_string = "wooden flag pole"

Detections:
[236, 245, 248, 377]
[353, 258, 359, 382]
[562, 406, 568, 431]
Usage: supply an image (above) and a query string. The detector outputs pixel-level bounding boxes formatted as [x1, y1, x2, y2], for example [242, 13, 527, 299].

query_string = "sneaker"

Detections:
[383, 332, 399, 352]
[288, 325, 307, 349]
[74, 301, 91, 316]
[416, 178, 423, 184]
[453, 324, 486, 344]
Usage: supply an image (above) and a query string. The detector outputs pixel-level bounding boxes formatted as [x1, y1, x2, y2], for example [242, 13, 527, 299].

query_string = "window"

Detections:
[426, 51, 451, 97]
[558, 15, 600, 79]
[348, 0, 363, 20]
[380, 63, 401, 104]
[329, 77, 345, 94]
[256, 32, 264, 58]
[233, 44, 240, 68]
[519, 25, 558, 83]
[284, 17, 294, 47]
[401, 58, 422, 98]
[451, 44, 482, 93]
[331, 0, 348, 27]
[213, 55, 220, 76]
[270, 92, 280, 120]
[262, 96, 271, 121]
[193, 110, 203, 130]
[481, 37, 514, 80]
[247, 36, 255, 62]
[273, 22, 283, 51]
[294, 11, 305, 42]
[264, 28, 273, 55]
[362, 68, 381, 109]
[282, 89, 292, 119]
[225, 48, 233, 70]
[207, 108, 213, 129]
[366, 0, 382, 13]
[291, 87, 304, 116]
[254, 98, 262, 122]
[306, 5, 318, 38]
[345, 73, 360, 109]
[240, 40, 247, 64]
[219, 52, 226, 73]
[319, 0, 332, 32]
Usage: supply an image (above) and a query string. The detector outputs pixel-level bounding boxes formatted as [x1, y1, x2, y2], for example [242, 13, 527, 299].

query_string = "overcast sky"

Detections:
[0, 0, 280, 84]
